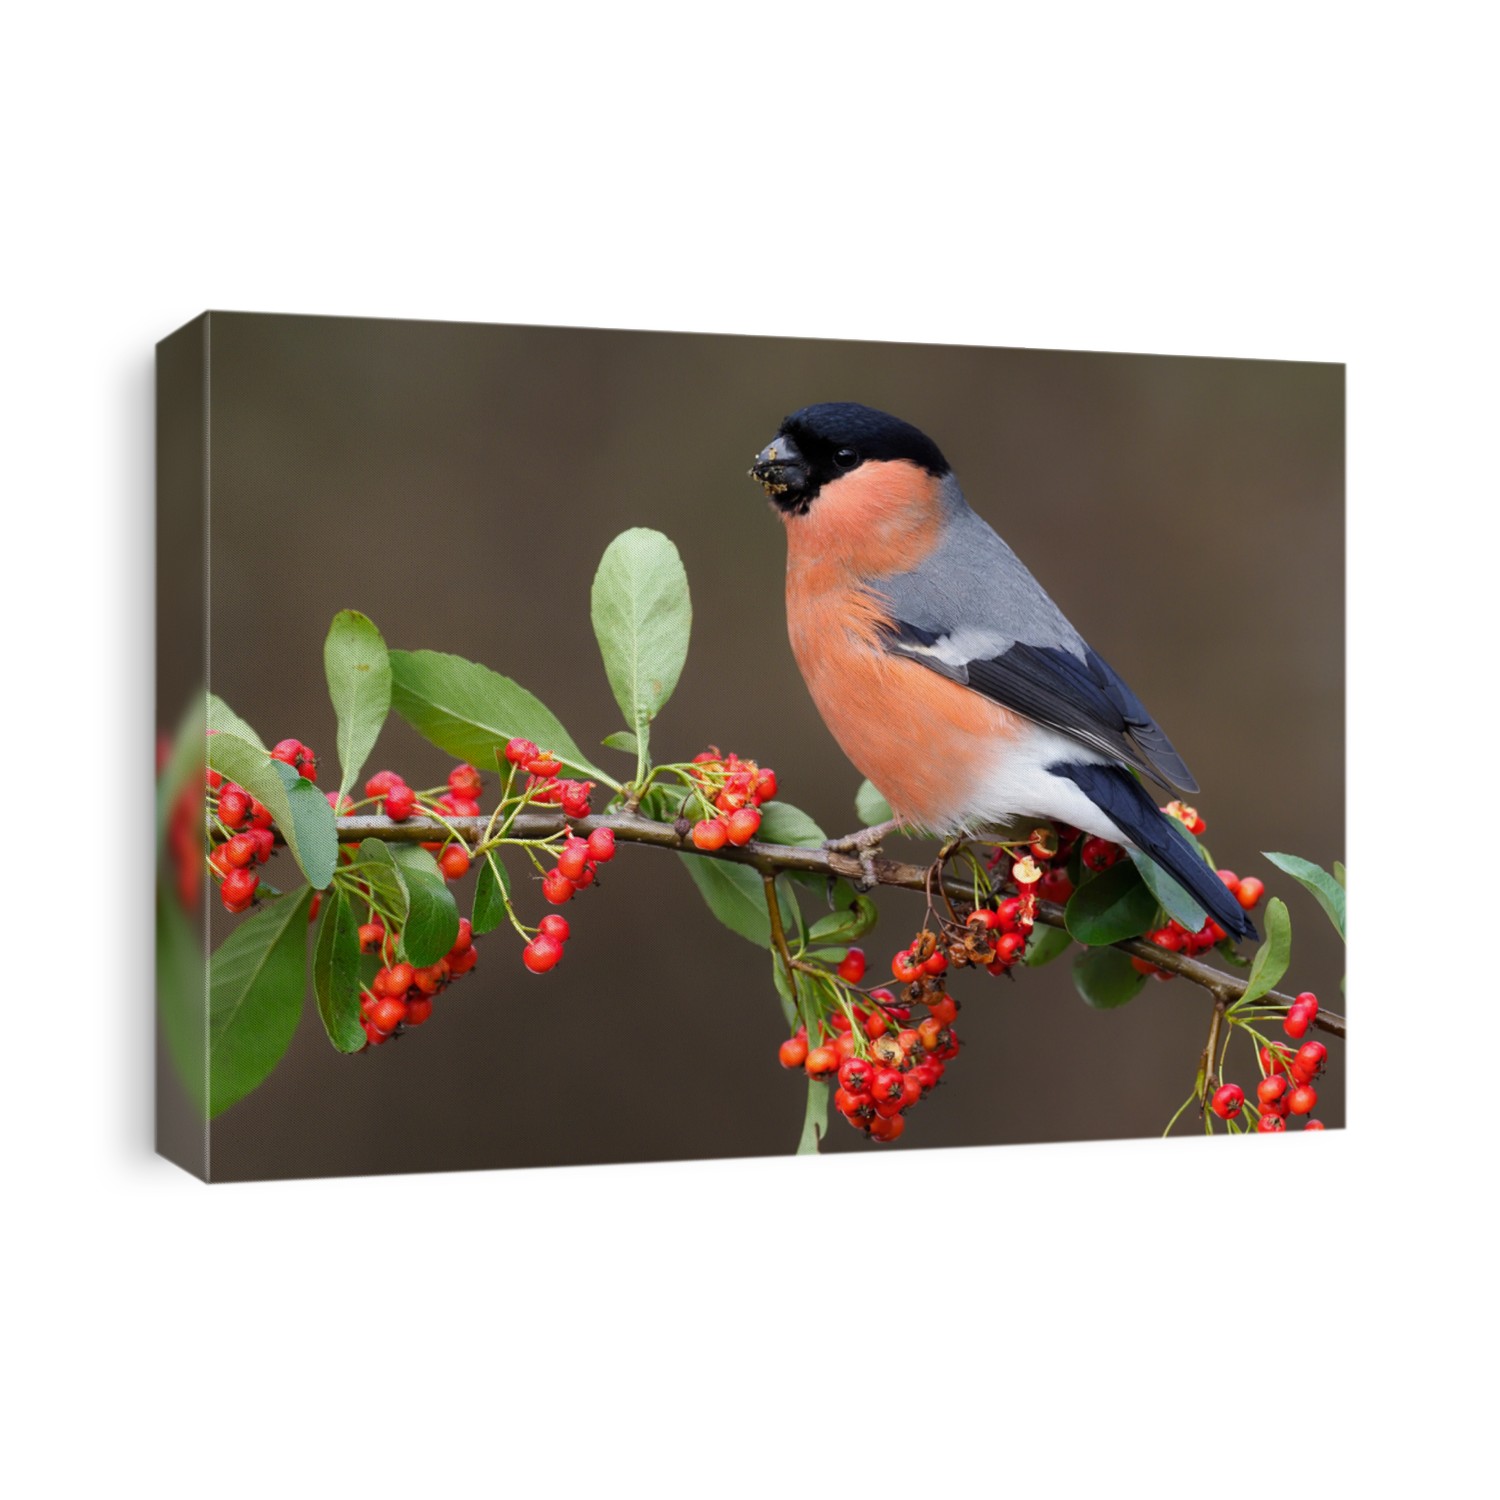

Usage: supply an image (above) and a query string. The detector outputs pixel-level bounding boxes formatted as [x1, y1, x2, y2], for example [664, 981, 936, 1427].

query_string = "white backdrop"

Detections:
[5, 3, 1491, 1494]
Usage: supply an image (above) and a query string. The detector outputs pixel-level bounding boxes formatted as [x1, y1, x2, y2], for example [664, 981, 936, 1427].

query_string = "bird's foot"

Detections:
[823, 819, 901, 891]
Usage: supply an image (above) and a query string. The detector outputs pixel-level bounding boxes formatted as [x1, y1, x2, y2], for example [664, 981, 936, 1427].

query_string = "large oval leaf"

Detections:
[208, 888, 314, 1116]
[313, 887, 365, 1053]
[589, 529, 691, 768]
[1072, 946, 1147, 1010]
[682, 856, 801, 948]
[1239, 897, 1292, 1005]
[1064, 861, 1159, 945]
[472, 850, 511, 936]
[855, 778, 894, 826]
[388, 844, 461, 965]
[1128, 847, 1206, 932]
[1263, 851, 1345, 942]
[389, 648, 612, 786]
[757, 800, 826, 848]
[324, 610, 391, 799]
[208, 732, 338, 888]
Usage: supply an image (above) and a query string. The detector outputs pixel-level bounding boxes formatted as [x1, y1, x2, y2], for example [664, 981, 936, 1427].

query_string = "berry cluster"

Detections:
[778, 942, 962, 1144]
[206, 765, 282, 913]
[1131, 868, 1265, 979]
[357, 917, 480, 1048]
[686, 748, 776, 850]
[1204, 992, 1328, 1132]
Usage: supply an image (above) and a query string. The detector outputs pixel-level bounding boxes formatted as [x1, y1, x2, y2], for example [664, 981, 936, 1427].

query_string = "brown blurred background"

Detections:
[162, 312, 1343, 1181]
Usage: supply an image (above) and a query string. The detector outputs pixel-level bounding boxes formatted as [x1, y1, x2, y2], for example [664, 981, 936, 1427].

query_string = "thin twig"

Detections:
[330, 812, 1347, 1041]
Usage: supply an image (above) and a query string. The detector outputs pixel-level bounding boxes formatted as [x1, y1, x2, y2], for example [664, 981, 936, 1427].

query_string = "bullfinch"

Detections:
[750, 401, 1256, 943]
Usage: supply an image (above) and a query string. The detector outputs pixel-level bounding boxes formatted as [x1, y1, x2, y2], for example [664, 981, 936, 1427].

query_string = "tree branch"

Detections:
[331, 812, 1346, 1041]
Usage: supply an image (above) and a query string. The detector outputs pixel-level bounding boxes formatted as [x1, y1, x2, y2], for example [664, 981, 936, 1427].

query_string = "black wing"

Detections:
[883, 621, 1200, 796]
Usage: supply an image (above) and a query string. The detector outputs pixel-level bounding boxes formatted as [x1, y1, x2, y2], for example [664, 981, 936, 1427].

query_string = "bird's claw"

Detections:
[823, 820, 898, 893]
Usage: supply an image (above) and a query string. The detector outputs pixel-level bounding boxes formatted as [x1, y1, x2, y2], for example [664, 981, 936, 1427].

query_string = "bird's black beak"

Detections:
[750, 432, 809, 499]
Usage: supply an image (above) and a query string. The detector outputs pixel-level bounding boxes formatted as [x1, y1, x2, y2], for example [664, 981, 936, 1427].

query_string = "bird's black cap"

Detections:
[750, 402, 950, 514]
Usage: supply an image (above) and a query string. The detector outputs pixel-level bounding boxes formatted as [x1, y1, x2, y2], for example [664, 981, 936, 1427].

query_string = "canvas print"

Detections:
[156, 314, 1344, 1182]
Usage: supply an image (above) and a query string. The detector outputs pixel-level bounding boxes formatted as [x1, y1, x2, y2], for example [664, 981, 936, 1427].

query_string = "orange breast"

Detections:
[782, 461, 1025, 830]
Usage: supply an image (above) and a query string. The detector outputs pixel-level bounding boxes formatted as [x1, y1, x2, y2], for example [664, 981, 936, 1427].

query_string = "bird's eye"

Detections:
[834, 447, 858, 470]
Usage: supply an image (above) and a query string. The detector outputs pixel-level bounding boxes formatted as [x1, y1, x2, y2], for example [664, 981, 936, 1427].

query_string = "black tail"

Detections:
[1051, 761, 1258, 943]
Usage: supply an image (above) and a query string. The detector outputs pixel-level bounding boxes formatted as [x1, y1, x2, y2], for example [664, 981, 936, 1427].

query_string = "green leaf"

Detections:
[681, 856, 801, 948]
[156, 696, 207, 852]
[1128, 847, 1206, 932]
[1333, 860, 1346, 888]
[157, 884, 206, 1114]
[206, 692, 266, 749]
[350, 838, 410, 923]
[854, 778, 893, 826]
[770, 957, 797, 1029]
[1073, 946, 1148, 1010]
[797, 1078, 829, 1155]
[207, 732, 338, 888]
[758, 800, 826, 848]
[472, 851, 511, 936]
[1216, 938, 1252, 969]
[323, 610, 391, 800]
[808, 893, 879, 944]
[589, 528, 692, 768]
[601, 730, 639, 754]
[1240, 897, 1292, 1005]
[388, 845, 461, 966]
[1064, 861, 1160, 946]
[389, 648, 613, 786]
[1024, 924, 1074, 967]
[313, 888, 365, 1053]
[1263, 852, 1346, 942]
[208, 888, 314, 1116]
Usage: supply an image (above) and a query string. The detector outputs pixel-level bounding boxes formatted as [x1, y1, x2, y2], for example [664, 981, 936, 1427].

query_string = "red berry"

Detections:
[1081, 837, 1121, 872]
[871, 1067, 906, 1104]
[538, 914, 570, 943]
[922, 949, 948, 977]
[1293, 1041, 1328, 1080]
[1257, 1112, 1286, 1134]
[438, 845, 471, 880]
[224, 833, 256, 868]
[805, 1046, 840, 1077]
[994, 896, 1025, 931]
[1211, 1084, 1245, 1120]
[1216, 868, 1240, 891]
[1235, 877, 1265, 910]
[779, 1036, 809, 1069]
[404, 997, 434, 1027]
[271, 738, 302, 766]
[868, 1113, 905, 1143]
[358, 922, 386, 954]
[384, 962, 415, 995]
[725, 807, 762, 846]
[385, 783, 417, 821]
[449, 917, 474, 955]
[527, 752, 562, 778]
[541, 869, 575, 905]
[448, 763, 483, 798]
[1260, 1044, 1292, 1076]
[505, 738, 539, 767]
[838, 1058, 875, 1094]
[560, 781, 595, 818]
[217, 787, 251, 829]
[753, 769, 778, 803]
[370, 997, 408, 1034]
[1283, 1006, 1312, 1040]
[1288, 1084, 1318, 1116]
[361, 1018, 389, 1047]
[692, 818, 728, 851]
[1257, 1075, 1291, 1111]
[365, 770, 405, 797]
[522, 934, 564, 973]
[1303, 1119, 1326, 1131]
[586, 828, 616, 863]
[448, 946, 479, 976]
[994, 931, 1027, 965]
[221, 868, 259, 908]
[247, 828, 275, 863]
[556, 838, 589, 881]
[412, 961, 448, 995]
[838, 947, 867, 984]
[928, 994, 958, 1025]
